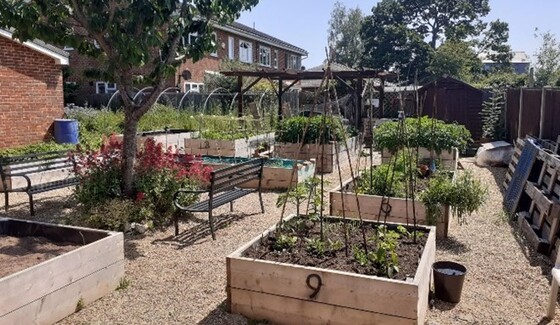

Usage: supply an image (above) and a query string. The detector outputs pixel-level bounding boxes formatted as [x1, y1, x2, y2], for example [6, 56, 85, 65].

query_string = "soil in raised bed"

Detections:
[0, 235, 81, 278]
[243, 217, 428, 281]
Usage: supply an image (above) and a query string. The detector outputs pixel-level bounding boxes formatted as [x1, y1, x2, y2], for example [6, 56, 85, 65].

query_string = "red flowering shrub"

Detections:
[72, 135, 212, 229]
[71, 134, 123, 209]
[134, 138, 212, 225]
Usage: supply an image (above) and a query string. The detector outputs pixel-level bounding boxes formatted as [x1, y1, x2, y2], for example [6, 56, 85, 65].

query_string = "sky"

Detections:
[237, 0, 560, 68]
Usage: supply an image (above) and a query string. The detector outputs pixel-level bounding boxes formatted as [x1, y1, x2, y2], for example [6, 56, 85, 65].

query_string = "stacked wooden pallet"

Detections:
[503, 138, 526, 191]
[515, 148, 560, 256]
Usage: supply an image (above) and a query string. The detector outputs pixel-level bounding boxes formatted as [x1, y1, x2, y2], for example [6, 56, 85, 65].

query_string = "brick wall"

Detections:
[0, 37, 64, 149]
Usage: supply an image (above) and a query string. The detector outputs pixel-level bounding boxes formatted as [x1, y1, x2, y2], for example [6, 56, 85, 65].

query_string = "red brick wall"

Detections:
[0, 37, 65, 149]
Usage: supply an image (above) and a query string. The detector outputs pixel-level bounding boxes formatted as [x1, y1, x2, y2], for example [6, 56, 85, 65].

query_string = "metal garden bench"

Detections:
[173, 158, 265, 239]
[0, 150, 78, 215]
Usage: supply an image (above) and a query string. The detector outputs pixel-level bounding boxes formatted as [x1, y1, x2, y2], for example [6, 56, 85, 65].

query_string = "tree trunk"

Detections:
[122, 106, 140, 197]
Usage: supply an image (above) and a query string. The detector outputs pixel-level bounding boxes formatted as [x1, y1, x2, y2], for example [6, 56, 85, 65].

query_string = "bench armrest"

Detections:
[173, 189, 208, 210]
[1, 173, 31, 191]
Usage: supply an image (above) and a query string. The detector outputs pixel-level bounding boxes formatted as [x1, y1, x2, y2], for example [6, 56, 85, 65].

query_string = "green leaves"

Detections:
[276, 116, 346, 144]
[361, 0, 508, 79]
[420, 170, 487, 225]
[372, 117, 472, 154]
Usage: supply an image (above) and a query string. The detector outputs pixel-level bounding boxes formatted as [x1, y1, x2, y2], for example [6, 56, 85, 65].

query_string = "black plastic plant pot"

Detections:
[432, 261, 467, 303]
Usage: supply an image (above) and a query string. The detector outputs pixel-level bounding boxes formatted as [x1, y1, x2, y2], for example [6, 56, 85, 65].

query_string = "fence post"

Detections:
[539, 87, 548, 138]
[517, 87, 524, 140]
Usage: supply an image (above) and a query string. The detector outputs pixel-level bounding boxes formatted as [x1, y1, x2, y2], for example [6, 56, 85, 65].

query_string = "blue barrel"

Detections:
[54, 119, 79, 144]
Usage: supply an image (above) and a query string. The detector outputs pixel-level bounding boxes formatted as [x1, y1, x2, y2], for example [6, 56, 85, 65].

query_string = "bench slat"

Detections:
[9, 178, 79, 193]
[185, 188, 256, 212]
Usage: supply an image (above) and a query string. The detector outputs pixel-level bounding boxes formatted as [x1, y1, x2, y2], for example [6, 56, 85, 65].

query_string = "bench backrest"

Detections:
[0, 151, 75, 190]
[210, 158, 264, 194]
[0, 151, 75, 176]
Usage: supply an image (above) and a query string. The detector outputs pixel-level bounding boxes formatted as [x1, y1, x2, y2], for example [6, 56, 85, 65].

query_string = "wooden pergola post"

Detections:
[278, 78, 284, 121]
[379, 78, 385, 118]
[237, 75, 243, 117]
[356, 77, 363, 129]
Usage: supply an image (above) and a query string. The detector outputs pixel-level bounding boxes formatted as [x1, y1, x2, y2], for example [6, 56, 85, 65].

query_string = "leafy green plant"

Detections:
[358, 164, 406, 197]
[116, 277, 131, 291]
[273, 234, 298, 251]
[373, 116, 472, 154]
[277, 183, 309, 216]
[306, 237, 327, 257]
[84, 198, 140, 231]
[0, 142, 75, 157]
[420, 170, 487, 225]
[480, 88, 505, 140]
[276, 115, 347, 144]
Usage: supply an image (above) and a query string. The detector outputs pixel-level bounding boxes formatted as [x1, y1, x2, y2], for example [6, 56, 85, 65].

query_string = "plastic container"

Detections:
[54, 119, 79, 144]
[432, 261, 467, 303]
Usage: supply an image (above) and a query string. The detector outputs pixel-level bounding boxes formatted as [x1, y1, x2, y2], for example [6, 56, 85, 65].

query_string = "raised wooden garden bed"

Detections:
[203, 157, 316, 190]
[329, 176, 450, 239]
[274, 136, 359, 173]
[227, 214, 435, 325]
[113, 129, 199, 151]
[0, 218, 124, 325]
[382, 147, 458, 170]
[184, 132, 275, 157]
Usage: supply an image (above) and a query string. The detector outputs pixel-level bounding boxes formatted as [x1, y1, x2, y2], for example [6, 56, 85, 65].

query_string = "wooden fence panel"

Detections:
[542, 90, 560, 140]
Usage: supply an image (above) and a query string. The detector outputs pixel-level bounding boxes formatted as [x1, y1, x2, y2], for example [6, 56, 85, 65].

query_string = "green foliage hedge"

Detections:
[372, 117, 472, 154]
[0, 142, 75, 157]
[276, 115, 346, 144]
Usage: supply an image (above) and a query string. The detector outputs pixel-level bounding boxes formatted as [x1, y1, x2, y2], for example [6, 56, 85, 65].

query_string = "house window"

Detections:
[210, 32, 218, 57]
[239, 40, 253, 63]
[272, 50, 278, 69]
[228, 36, 235, 60]
[286, 54, 301, 70]
[184, 82, 204, 93]
[259, 46, 271, 67]
[96, 81, 116, 94]
[182, 33, 199, 47]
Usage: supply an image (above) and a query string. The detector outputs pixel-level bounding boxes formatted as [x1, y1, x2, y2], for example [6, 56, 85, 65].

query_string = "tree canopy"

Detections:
[361, 0, 510, 80]
[0, 0, 258, 194]
[327, 1, 365, 68]
[533, 30, 560, 87]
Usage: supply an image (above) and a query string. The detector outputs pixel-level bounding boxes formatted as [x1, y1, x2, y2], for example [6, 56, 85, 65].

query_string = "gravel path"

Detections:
[2, 155, 559, 324]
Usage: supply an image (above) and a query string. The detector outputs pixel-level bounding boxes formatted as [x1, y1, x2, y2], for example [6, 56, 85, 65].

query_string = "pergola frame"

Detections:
[220, 68, 396, 128]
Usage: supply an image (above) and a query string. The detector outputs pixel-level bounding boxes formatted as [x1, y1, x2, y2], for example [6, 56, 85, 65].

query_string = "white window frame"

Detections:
[184, 82, 204, 93]
[210, 32, 218, 57]
[182, 32, 199, 47]
[259, 45, 271, 67]
[272, 49, 279, 69]
[228, 36, 235, 60]
[96, 81, 117, 94]
[286, 54, 301, 70]
[239, 40, 253, 64]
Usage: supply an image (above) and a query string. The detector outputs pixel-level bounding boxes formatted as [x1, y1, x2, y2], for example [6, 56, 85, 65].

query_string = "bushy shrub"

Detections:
[71, 135, 123, 209]
[71, 136, 212, 230]
[276, 115, 346, 144]
[357, 152, 413, 197]
[0, 142, 74, 157]
[373, 117, 472, 153]
[86, 199, 142, 231]
[420, 170, 487, 225]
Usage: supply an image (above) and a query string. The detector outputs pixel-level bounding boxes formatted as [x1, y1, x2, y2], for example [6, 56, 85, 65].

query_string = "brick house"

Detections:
[65, 21, 307, 104]
[0, 29, 69, 149]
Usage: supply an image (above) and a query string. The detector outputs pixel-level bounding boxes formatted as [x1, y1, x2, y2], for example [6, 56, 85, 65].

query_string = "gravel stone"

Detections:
[1, 154, 558, 324]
